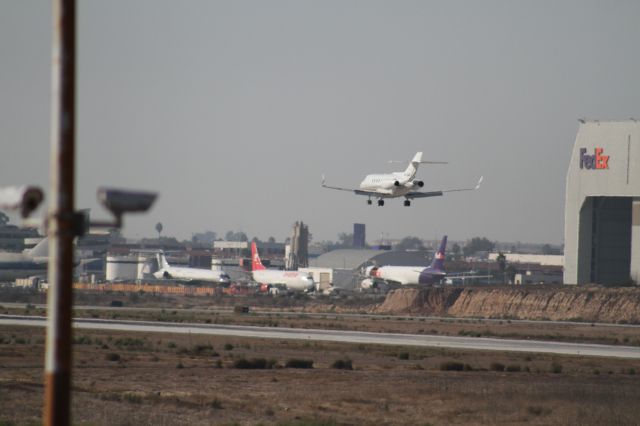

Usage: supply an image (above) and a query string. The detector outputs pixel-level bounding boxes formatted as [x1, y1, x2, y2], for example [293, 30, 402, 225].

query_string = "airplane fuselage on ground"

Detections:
[154, 252, 231, 284]
[367, 265, 446, 285]
[251, 269, 315, 292]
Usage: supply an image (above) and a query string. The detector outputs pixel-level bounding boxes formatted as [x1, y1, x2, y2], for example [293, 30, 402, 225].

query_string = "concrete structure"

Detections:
[287, 221, 309, 269]
[564, 120, 640, 285]
[353, 223, 366, 248]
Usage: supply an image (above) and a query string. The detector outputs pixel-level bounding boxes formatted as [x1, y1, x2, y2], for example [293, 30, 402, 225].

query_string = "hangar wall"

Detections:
[564, 120, 640, 285]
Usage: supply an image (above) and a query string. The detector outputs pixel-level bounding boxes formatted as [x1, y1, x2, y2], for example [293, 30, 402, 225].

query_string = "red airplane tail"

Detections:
[251, 241, 266, 271]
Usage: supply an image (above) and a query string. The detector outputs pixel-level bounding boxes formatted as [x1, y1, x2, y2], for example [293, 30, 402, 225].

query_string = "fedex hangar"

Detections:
[564, 119, 640, 285]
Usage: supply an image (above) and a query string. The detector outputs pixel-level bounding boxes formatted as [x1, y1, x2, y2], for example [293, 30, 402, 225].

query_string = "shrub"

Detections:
[490, 362, 505, 372]
[550, 362, 563, 374]
[331, 359, 353, 370]
[285, 359, 314, 369]
[505, 364, 521, 372]
[73, 336, 92, 345]
[123, 393, 142, 404]
[106, 353, 120, 362]
[527, 406, 544, 416]
[176, 362, 184, 369]
[192, 344, 213, 354]
[232, 358, 276, 369]
[223, 343, 234, 351]
[398, 352, 410, 360]
[440, 361, 465, 371]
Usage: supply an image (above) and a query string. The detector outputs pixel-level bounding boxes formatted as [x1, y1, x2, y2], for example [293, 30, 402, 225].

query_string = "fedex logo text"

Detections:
[580, 148, 609, 170]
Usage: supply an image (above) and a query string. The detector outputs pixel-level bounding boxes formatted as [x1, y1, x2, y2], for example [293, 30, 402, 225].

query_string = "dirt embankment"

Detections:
[375, 286, 640, 323]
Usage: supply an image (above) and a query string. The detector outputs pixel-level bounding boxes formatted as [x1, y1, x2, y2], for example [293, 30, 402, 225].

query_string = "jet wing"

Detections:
[322, 175, 378, 196]
[406, 176, 483, 200]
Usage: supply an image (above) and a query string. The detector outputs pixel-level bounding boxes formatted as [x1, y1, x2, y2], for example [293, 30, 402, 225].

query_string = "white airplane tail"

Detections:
[404, 152, 423, 178]
[27, 238, 49, 258]
[156, 251, 170, 270]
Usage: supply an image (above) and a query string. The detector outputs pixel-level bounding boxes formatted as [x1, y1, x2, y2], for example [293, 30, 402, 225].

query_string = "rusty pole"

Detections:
[44, 0, 76, 424]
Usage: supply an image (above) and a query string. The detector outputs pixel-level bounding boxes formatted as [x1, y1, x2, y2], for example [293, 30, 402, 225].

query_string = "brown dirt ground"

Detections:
[1, 325, 640, 425]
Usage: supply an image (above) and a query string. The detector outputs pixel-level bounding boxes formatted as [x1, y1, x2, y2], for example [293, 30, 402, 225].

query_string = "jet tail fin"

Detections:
[430, 235, 447, 271]
[251, 242, 266, 271]
[27, 238, 49, 258]
[156, 251, 170, 270]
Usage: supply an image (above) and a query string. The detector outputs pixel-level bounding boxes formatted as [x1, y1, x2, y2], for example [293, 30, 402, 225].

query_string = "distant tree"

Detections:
[463, 237, 495, 256]
[337, 232, 354, 248]
[0, 211, 9, 226]
[268, 236, 276, 243]
[192, 231, 217, 244]
[225, 231, 249, 242]
[541, 244, 560, 255]
[496, 252, 506, 273]
[252, 236, 261, 243]
[395, 236, 425, 251]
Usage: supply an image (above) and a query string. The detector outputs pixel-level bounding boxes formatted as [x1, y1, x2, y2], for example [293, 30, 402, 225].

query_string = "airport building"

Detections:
[564, 119, 640, 285]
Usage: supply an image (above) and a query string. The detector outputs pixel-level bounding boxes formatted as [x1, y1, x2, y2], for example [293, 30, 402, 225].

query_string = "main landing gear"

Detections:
[377, 199, 385, 206]
[404, 199, 411, 207]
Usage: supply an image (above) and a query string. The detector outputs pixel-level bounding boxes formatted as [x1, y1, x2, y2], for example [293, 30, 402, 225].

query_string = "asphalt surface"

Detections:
[2, 315, 640, 359]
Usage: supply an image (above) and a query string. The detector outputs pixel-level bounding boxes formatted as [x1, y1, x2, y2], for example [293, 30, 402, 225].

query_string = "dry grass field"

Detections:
[1, 324, 639, 425]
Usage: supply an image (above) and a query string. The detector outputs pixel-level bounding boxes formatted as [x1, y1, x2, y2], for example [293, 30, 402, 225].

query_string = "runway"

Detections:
[2, 315, 640, 359]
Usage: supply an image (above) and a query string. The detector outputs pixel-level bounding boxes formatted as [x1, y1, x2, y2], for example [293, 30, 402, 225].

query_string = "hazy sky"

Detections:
[1, 1, 639, 245]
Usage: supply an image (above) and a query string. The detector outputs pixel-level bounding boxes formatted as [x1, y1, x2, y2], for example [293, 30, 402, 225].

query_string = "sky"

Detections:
[1, 1, 639, 245]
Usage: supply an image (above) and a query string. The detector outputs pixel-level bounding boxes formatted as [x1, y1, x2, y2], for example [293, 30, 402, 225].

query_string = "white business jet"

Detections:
[322, 152, 482, 206]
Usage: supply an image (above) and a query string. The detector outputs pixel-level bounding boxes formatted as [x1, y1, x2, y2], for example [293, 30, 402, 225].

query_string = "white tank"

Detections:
[106, 255, 139, 282]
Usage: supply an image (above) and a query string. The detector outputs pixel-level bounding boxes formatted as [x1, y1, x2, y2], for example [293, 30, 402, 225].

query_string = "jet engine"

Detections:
[413, 180, 424, 187]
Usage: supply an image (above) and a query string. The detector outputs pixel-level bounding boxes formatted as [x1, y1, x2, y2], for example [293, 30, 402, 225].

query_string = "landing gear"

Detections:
[377, 199, 385, 206]
[367, 199, 372, 205]
[404, 199, 411, 207]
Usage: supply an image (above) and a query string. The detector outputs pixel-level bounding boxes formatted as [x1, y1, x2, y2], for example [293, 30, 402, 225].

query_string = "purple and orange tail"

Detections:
[430, 235, 447, 271]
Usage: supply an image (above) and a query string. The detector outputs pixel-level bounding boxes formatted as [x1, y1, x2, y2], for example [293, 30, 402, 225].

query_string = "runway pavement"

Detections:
[2, 314, 639, 359]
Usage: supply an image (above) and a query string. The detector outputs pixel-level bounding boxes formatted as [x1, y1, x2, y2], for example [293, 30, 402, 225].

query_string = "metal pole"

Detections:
[45, 0, 76, 424]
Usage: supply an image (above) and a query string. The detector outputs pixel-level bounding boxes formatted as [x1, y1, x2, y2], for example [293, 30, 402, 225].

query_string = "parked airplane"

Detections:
[322, 152, 482, 206]
[154, 252, 231, 285]
[251, 242, 315, 293]
[363, 236, 449, 287]
[0, 238, 49, 281]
